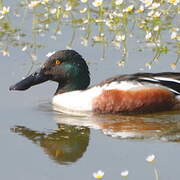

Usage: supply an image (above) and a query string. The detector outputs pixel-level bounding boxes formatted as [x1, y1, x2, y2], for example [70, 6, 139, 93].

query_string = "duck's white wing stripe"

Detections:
[165, 88, 180, 95]
[139, 76, 180, 95]
[103, 81, 143, 90]
[154, 77, 180, 84]
[139, 77, 159, 82]
[139, 76, 180, 84]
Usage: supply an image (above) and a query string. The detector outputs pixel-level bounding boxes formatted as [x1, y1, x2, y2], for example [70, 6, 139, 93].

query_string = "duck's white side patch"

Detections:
[52, 81, 171, 112]
[52, 86, 103, 112]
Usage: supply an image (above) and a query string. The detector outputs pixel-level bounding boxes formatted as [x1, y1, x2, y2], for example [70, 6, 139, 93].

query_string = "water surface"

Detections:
[1, 1, 180, 179]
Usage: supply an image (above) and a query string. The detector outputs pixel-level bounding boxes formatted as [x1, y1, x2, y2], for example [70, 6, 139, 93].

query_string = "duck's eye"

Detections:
[55, 60, 61, 65]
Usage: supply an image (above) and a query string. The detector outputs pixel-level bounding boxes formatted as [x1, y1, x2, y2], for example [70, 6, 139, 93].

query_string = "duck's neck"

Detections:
[55, 78, 90, 95]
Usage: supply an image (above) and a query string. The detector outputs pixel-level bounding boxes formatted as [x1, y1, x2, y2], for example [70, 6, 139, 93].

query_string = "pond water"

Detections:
[1, 0, 180, 180]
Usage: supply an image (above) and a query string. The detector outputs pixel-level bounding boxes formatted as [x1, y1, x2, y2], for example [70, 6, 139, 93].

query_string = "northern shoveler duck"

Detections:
[10, 50, 180, 114]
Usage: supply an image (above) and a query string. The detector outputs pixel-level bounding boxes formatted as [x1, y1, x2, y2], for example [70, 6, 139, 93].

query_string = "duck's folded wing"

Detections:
[100, 72, 180, 95]
[136, 72, 180, 95]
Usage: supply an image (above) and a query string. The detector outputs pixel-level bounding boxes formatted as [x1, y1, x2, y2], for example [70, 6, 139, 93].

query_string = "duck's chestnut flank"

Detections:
[92, 88, 175, 114]
[10, 49, 180, 115]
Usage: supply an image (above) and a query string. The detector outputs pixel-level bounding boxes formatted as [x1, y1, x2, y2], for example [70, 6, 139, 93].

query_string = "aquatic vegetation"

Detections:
[146, 154, 159, 180]
[0, 0, 180, 68]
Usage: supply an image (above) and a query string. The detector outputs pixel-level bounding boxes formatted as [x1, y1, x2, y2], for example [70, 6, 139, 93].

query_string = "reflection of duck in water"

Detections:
[10, 50, 180, 115]
[11, 124, 90, 165]
[53, 111, 180, 141]
[95, 113, 180, 140]
[11, 110, 180, 167]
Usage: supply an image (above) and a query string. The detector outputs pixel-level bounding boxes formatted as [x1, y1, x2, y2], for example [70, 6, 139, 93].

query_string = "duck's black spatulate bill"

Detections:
[9, 69, 49, 91]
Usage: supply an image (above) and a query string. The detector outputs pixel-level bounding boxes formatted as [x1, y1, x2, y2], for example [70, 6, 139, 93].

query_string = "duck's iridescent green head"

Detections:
[10, 50, 90, 94]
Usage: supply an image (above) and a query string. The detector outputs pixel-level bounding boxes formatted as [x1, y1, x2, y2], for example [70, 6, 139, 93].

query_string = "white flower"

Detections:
[56, 29, 62, 35]
[171, 28, 180, 40]
[45, 24, 49, 29]
[80, 7, 87, 13]
[46, 51, 55, 57]
[146, 41, 160, 47]
[81, 0, 88, 3]
[28, 1, 41, 8]
[95, 19, 105, 23]
[50, 8, 57, 14]
[153, 25, 159, 31]
[21, 46, 27, 51]
[65, 3, 72, 11]
[148, 10, 161, 17]
[118, 60, 125, 66]
[171, 27, 180, 32]
[105, 20, 113, 27]
[146, 154, 156, 162]
[153, 11, 161, 18]
[171, 31, 178, 39]
[81, 37, 88, 47]
[167, 0, 180, 5]
[149, 3, 160, 9]
[121, 170, 129, 177]
[115, 0, 123, 5]
[123, 5, 134, 13]
[41, 0, 49, 4]
[115, 34, 125, 41]
[83, 19, 88, 24]
[0, 6, 10, 14]
[1, 49, 10, 56]
[137, 5, 144, 13]
[113, 12, 123, 17]
[145, 62, 152, 69]
[0, 15, 4, 19]
[140, 0, 153, 7]
[44, 13, 48, 17]
[112, 41, 121, 49]
[148, 10, 154, 16]
[145, 32, 152, 40]
[92, 0, 103, 7]
[93, 170, 104, 179]
[66, 45, 72, 49]
[109, 13, 114, 19]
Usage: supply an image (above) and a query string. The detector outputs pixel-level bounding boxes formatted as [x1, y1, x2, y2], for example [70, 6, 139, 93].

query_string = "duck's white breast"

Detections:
[52, 86, 103, 112]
